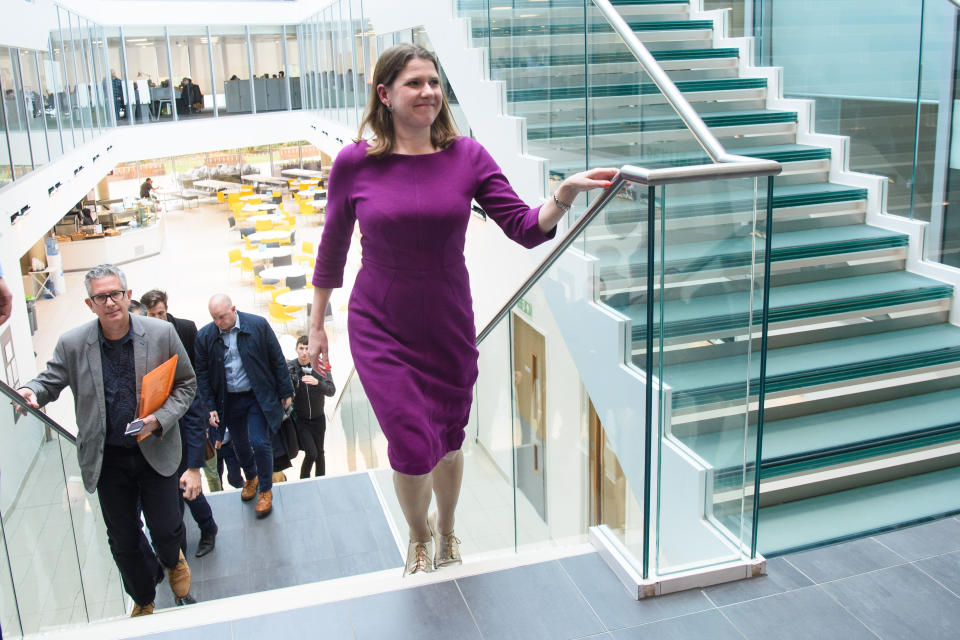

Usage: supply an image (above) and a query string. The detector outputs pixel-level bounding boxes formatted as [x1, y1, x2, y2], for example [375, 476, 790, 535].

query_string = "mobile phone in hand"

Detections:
[125, 418, 145, 435]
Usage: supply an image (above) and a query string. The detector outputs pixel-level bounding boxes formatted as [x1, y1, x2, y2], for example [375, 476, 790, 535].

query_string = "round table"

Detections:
[242, 203, 279, 213]
[298, 189, 327, 199]
[242, 247, 292, 262]
[301, 199, 327, 209]
[239, 194, 263, 202]
[248, 230, 291, 244]
[246, 213, 286, 224]
[276, 288, 315, 308]
[260, 265, 313, 281]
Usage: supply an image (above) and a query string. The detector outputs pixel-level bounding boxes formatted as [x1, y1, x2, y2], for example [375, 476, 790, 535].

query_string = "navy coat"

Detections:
[194, 311, 294, 434]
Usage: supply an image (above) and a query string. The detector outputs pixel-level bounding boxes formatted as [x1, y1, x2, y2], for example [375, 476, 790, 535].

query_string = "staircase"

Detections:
[458, 0, 960, 554]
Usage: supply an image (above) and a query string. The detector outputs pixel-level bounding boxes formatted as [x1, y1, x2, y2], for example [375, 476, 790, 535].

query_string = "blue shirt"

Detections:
[99, 323, 138, 447]
[221, 315, 251, 393]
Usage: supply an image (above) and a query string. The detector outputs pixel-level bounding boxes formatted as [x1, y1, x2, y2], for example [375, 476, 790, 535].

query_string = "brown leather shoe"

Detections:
[167, 549, 191, 599]
[130, 602, 154, 617]
[240, 476, 259, 502]
[255, 489, 273, 518]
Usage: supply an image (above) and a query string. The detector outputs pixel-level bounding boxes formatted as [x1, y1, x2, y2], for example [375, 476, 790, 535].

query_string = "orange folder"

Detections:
[136, 354, 178, 441]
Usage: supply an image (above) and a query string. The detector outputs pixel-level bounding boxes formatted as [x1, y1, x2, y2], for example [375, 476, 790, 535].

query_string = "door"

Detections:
[513, 313, 547, 521]
[588, 399, 626, 534]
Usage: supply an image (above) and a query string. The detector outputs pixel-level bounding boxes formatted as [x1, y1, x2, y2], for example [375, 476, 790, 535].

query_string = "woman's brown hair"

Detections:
[357, 44, 459, 157]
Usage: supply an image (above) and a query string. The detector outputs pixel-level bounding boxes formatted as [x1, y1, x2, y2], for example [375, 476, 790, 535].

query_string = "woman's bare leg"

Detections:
[393, 471, 432, 541]
[431, 449, 463, 535]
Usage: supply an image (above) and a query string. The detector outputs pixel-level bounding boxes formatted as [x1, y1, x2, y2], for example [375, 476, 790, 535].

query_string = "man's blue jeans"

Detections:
[223, 391, 273, 493]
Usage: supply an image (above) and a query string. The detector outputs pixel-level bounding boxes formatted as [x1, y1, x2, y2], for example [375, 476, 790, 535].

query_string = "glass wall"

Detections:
[249, 27, 288, 112]
[168, 27, 211, 118]
[212, 26, 251, 115]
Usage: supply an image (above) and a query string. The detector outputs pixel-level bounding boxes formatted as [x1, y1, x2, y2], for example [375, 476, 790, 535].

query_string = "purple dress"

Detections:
[313, 137, 554, 475]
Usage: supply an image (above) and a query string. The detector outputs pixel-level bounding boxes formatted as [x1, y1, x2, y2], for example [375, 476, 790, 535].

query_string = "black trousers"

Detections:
[97, 446, 184, 606]
[297, 415, 326, 478]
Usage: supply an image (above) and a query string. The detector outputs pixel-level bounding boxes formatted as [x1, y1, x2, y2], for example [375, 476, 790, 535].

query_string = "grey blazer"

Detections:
[24, 314, 197, 493]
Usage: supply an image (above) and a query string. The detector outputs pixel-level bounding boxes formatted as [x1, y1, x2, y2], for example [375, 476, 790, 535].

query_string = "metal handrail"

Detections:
[0, 380, 78, 444]
[592, 0, 764, 167]
[476, 159, 779, 344]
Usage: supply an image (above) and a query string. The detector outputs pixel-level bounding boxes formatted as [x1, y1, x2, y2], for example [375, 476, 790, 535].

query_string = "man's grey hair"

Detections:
[84, 264, 128, 296]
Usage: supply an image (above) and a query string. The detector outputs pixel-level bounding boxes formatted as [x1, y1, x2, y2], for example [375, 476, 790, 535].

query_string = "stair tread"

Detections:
[755, 466, 960, 555]
[686, 387, 960, 471]
[474, 20, 714, 38]
[527, 109, 797, 138]
[664, 324, 960, 393]
[492, 48, 740, 70]
[618, 272, 950, 336]
[594, 224, 907, 275]
[509, 77, 767, 101]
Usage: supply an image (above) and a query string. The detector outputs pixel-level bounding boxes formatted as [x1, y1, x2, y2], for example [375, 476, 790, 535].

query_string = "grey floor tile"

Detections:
[348, 580, 481, 640]
[784, 537, 906, 583]
[338, 550, 389, 577]
[230, 602, 354, 638]
[721, 585, 876, 640]
[612, 610, 745, 640]
[195, 573, 252, 601]
[198, 528, 246, 579]
[277, 482, 326, 521]
[326, 511, 380, 557]
[205, 492, 247, 531]
[318, 474, 378, 514]
[560, 553, 714, 630]
[287, 518, 337, 559]
[872, 517, 960, 561]
[249, 566, 300, 592]
[915, 550, 960, 595]
[294, 557, 342, 584]
[458, 560, 605, 640]
[143, 622, 233, 640]
[822, 563, 960, 639]
[703, 557, 813, 607]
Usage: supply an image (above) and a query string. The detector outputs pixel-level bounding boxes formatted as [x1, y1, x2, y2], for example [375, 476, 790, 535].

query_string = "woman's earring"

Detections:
[385, 103, 393, 113]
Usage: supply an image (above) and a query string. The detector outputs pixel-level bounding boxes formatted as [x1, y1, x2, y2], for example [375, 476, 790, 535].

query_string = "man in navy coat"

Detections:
[194, 294, 293, 518]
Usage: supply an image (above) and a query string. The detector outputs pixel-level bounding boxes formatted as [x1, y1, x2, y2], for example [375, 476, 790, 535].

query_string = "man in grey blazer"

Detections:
[18, 264, 199, 616]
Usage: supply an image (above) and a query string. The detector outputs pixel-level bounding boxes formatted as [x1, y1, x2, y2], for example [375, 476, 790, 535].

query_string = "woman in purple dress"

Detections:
[309, 44, 615, 576]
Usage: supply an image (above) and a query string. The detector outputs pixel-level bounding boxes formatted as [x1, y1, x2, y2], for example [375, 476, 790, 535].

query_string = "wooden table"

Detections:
[282, 168, 325, 179]
[193, 179, 239, 191]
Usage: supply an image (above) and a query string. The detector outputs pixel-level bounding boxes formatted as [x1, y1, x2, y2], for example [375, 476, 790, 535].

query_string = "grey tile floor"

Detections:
[154, 473, 401, 609]
[142, 513, 960, 639]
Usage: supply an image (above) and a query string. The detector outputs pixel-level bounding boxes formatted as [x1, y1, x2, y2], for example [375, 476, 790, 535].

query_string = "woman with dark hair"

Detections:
[308, 43, 615, 576]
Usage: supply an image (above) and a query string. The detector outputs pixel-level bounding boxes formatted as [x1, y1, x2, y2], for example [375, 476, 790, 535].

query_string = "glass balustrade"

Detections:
[334, 168, 773, 580]
[0, 382, 125, 637]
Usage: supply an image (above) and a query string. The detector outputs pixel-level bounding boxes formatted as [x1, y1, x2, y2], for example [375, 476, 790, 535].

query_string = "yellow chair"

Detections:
[216, 191, 225, 204]
[253, 274, 276, 307]
[227, 192, 241, 205]
[240, 185, 254, 195]
[228, 248, 243, 276]
[271, 286, 304, 313]
[271, 190, 281, 201]
[244, 235, 254, 250]
[274, 220, 294, 232]
[254, 219, 274, 232]
[268, 302, 297, 332]
[247, 196, 262, 205]
[240, 257, 254, 280]
[301, 241, 315, 255]
[298, 200, 315, 216]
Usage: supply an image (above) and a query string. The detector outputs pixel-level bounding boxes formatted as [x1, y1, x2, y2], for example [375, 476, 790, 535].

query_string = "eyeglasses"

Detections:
[90, 290, 126, 306]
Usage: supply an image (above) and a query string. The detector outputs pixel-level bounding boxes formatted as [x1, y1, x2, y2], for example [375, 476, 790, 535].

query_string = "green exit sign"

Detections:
[516, 298, 532, 316]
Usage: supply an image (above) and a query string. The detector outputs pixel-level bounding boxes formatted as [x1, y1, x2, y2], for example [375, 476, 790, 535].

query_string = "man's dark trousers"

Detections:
[224, 391, 273, 492]
[97, 446, 183, 606]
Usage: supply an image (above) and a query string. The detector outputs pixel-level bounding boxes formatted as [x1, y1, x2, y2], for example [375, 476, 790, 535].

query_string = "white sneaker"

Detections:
[402, 538, 434, 577]
[429, 512, 462, 568]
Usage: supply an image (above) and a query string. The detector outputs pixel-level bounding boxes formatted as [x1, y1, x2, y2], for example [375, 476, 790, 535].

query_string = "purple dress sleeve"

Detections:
[312, 144, 360, 288]
[468, 139, 557, 249]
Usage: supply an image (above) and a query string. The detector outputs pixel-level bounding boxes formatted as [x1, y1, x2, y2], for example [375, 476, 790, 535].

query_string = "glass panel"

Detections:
[249, 27, 287, 112]
[357, 12, 376, 117]
[0, 508, 20, 637]
[1, 48, 31, 178]
[105, 27, 130, 126]
[0, 89, 12, 187]
[0, 386, 87, 634]
[18, 51, 48, 167]
[59, 10, 83, 142]
[168, 27, 210, 118]
[69, 13, 93, 137]
[651, 177, 766, 575]
[38, 49, 64, 158]
[321, 7, 334, 113]
[285, 25, 301, 109]
[120, 29, 159, 125]
[211, 26, 251, 115]
[86, 20, 108, 132]
[50, 21, 75, 151]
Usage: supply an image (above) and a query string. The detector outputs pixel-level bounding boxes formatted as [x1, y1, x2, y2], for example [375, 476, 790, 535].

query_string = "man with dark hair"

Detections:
[140, 177, 156, 199]
[289, 335, 335, 478]
[141, 289, 218, 557]
[18, 264, 198, 616]
[194, 294, 293, 518]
